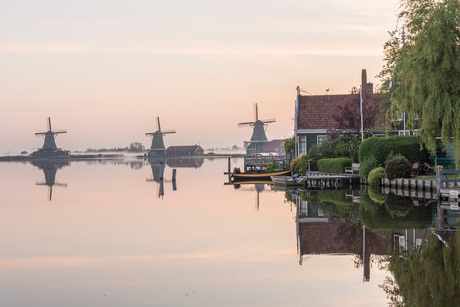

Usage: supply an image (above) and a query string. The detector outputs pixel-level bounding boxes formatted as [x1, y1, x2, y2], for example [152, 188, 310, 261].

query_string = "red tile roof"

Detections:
[258, 139, 284, 152]
[297, 93, 386, 130]
[297, 94, 352, 130]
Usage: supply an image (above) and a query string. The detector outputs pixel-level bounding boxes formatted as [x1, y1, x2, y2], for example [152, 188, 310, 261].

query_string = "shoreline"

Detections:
[0, 152, 248, 162]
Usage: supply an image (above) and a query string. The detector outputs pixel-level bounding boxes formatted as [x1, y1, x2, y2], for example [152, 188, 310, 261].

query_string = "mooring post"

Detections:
[436, 166, 443, 198]
[172, 169, 177, 181]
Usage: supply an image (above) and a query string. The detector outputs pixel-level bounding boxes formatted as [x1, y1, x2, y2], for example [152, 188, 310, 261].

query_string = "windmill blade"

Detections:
[238, 122, 254, 127]
[55, 182, 68, 187]
[261, 118, 276, 124]
[162, 130, 176, 134]
[53, 130, 67, 134]
[47, 117, 52, 131]
[145, 132, 155, 136]
[156, 117, 161, 132]
[254, 103, 258, 121]
[35, 132, 47, 135]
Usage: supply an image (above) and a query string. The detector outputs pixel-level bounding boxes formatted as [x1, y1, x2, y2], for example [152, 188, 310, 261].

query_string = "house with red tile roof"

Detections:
[294, 69, 390, 156]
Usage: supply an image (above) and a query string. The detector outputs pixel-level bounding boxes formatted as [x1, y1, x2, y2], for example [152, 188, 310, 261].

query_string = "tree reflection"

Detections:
[381, 231, 460, 306]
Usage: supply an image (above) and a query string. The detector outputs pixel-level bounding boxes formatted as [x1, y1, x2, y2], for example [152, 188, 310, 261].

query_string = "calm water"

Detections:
[0, 157, 429, 306]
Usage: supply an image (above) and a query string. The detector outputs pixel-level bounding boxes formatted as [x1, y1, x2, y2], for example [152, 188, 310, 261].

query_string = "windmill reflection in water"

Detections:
[146, 159, 177, 199]
[32, 159, 69, 201]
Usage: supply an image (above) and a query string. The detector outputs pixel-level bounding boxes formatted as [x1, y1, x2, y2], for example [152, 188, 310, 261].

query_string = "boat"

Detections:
[231, 169, 292, 182]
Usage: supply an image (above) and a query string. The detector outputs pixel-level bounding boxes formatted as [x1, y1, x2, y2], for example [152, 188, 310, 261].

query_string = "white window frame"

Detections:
[299, 136, 307, 156]
[317, 135, 327, 145]
[398, 130, 411, 136]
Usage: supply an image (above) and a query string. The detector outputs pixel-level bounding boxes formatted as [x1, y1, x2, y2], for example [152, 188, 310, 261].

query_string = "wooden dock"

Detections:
[300, 172, 361, 189]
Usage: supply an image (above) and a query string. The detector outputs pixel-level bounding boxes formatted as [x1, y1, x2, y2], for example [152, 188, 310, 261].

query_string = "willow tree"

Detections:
[380, 0, 460, 163]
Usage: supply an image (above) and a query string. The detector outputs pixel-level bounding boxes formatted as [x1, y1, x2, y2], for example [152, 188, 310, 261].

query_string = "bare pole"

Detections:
[360, 86, 364, 142]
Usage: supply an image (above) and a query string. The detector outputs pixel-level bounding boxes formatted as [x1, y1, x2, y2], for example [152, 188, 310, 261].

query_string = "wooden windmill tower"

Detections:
[32, 117, 69, 157]
[238, 104, 276, 154]
[145, 117, 176, 157]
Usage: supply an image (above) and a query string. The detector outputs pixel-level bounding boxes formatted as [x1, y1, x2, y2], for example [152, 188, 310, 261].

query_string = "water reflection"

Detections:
[146, 159, 178, 199]
[284, 185, 460, 302]
[381, 231, 460, 306]
[32, 159, 69, 201]
[291, 189, 391, 282]
[3, 157, 459, 305]
[229, 181, 273, 210]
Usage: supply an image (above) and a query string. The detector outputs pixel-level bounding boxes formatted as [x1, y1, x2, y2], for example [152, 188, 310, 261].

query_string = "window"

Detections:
[317, 135, 327, 144]
[299, 136, 306, 156]
[398, 130, 411, 136]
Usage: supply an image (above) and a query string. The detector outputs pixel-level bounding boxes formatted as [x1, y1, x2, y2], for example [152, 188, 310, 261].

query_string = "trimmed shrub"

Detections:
[359, 135, 430, 166]
[360, 154, 378, 180]
[317, 157, 352, 174]
[385, 157, 412, 180]
[368, 167, 385, 185]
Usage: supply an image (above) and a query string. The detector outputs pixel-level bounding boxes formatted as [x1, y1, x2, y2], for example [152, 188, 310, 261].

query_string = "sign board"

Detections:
[450, 202, 459, 210]
[450, 190, 459, 198]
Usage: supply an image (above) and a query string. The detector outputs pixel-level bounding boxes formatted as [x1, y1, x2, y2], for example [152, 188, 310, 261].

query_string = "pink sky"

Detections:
[0, 0, 399, 153]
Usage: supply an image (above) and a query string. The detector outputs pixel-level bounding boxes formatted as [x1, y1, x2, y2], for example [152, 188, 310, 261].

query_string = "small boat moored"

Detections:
[231, 168, 292, 182]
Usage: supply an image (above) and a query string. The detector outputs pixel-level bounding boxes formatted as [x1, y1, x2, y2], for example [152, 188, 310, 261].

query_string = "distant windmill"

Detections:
[238, 103, 276, 142]
[145, 117, 176, 156]
[35, 117, 67, 150]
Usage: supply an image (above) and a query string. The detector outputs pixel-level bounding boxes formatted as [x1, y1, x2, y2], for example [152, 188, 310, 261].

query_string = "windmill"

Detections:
[238, 103, 275, 154]
[145, 117, 176, 157]
[32, 117, 69, 157]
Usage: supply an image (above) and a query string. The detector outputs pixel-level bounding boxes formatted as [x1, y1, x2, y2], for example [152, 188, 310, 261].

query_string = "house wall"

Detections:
[297, 130, 327, 155]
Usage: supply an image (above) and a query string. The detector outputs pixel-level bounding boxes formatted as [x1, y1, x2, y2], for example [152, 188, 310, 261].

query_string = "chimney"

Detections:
[361, 69, 367, 86]
[361, 69, 373, 93]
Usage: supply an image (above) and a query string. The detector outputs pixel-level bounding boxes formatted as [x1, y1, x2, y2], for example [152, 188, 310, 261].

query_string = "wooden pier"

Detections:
[300, 172, 361, 189]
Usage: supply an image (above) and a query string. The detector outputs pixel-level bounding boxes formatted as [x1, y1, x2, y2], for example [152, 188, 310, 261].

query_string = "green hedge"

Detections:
[359, 136, 430, 166]
[317, 157, 352, 174]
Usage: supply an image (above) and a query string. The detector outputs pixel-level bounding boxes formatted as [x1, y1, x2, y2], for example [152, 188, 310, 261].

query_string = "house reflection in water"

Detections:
[293, 189, 437, 282]
[294, 194, 391, 282]
[166, 157, 204, 168]
[32, 159, 69, 201]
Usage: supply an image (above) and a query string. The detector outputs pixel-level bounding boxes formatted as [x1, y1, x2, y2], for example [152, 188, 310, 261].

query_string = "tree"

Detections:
[283, 136, 296, 159]
[129, 142, 145, 152]
[380, 0, 460, 163]
[332, 87, 383, 135]
[331, 88, 384, 162]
